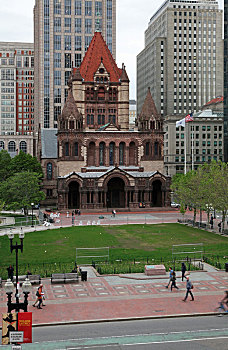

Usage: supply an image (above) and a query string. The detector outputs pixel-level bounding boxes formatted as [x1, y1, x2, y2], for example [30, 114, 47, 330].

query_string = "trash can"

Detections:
[81, 271, 87, 281]
[225, 263, 228, 272]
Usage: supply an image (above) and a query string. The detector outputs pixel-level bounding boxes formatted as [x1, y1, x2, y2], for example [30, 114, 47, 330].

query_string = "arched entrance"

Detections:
[107, 177, 125, 208]
[151, 180, 162, 207]
[68, 181, 80, 209]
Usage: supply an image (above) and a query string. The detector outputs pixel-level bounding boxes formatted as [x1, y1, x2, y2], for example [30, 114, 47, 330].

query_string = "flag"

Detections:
[176, 118, 185, 128]
[185, 112, 194, 123]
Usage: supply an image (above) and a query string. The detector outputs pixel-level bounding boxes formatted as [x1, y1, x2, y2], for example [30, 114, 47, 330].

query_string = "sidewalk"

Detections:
[0, 266, 227, 327]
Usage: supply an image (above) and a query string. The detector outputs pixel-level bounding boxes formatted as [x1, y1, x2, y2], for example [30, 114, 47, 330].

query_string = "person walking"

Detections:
[7, 265, 14, 281]
[182, 276, 194, 301]
[170, 270, 179, 291]
[218, 221, 222, 233]
[210, 215, 214, 229]
[181, 262, 187, 281]
[33, 284, 45, 309]
[166, 267, 173, 289]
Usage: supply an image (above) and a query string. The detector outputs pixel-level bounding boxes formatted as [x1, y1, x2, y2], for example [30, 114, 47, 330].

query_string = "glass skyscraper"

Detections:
[34, 0, 116, 129]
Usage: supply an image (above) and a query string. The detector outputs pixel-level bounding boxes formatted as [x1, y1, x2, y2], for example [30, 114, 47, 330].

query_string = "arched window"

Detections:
[69, 120, 74, 129]
[19, 141, 27, 153]
[119, 142, 125, 165]
[0, 141, 4, 150]
[155, 142, 159, 156]
[129, 141, 136, 165]
[109, 142, 115, 165]
[145, 142, 150, 156]
[65, 142, 69, 156]
[99, 142, 105, 166]
[88, 142, 95, 166]
[47, 162, 53, 180]
[74, 142, 79, 156]
[8, 141, 16, 152]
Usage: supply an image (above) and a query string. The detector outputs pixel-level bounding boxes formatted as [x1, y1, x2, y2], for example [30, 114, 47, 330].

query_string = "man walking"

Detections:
[166, 267, 173, 289]
[182, 276, 194, 301]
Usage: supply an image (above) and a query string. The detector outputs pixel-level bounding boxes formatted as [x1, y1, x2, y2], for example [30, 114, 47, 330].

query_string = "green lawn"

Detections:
[0, 223, 227, 278]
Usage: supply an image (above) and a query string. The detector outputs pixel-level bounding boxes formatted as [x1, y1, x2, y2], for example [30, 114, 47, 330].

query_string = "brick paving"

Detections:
[0, 267, 227, 326]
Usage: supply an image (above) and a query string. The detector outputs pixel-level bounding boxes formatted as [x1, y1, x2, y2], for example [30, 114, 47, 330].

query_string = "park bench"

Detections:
[27, 274, 41, 285]
[64, 273, 79, 283]
[51, 273, 79, 284]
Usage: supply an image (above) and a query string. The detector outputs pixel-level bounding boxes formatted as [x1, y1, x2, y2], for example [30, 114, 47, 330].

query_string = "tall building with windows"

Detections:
[0, 42, 36, 157]
[137, 0, 223, 117]
[224, 0, 228, 162]
[34, 0, 116, 130]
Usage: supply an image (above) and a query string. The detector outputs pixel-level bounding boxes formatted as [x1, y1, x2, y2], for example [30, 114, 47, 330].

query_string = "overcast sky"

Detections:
[0, 0, 224, 99]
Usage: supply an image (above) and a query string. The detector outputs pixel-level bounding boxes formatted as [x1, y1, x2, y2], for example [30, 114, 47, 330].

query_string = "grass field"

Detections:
[0, 223, 227, 278]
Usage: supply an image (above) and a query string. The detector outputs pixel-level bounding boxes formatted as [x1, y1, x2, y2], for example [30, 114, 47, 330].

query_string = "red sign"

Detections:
[17, 312, 32, 343]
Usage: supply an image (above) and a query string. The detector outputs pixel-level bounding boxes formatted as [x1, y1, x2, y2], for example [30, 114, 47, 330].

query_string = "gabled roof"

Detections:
[79, 32, 122, 82]
[61, 90, 81, 119]
[139, 87, 160, 120]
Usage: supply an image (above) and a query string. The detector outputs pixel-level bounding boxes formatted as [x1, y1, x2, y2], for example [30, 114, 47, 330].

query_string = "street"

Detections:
[1, 316, 227, 349]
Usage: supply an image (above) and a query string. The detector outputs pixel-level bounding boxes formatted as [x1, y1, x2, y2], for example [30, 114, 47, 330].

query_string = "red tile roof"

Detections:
[78, 32, 122, 82]
[204, 96, 223, 106]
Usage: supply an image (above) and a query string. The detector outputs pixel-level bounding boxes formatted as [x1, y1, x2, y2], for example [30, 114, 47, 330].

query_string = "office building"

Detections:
[164, 96, 224, 176]
[129, 99, 136, 129]
[34, 0, 116, 130]
[0, 42, 36, 156]
[224, 0, 228, 162]
[137, 0, 223, 117]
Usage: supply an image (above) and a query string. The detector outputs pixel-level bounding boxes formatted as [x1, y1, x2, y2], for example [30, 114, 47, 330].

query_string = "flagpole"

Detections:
[184, 123, 187, 175]
[192, 125, 194, 170]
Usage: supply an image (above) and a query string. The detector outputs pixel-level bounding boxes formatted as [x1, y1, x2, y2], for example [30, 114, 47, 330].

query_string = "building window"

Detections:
[8, 141, 16, 152]
[64, 17, 71, 32]
[109, 142, 115, 165]
[54, 70, 61, 85]
[19, 141, 27, 153]
[54, 0, 61, 14]
[85, 36, 92, 51]
[75, 18, 81, 33]
[75, 0, 82, 15]
[74, 142, 79, 156]
[145, 142, 150, 156]
[47, 162, 53, 180]
[54, 35, 61, 50]
[75, 36, 82, 51]
[54, 17, 61, 32]
[54, 52, 61, 68]
[65, 35, 71, 50]
[99, 142, 105, 166]
[65, 142, 69, 156]
[65, 0, 71, 14]
[69, 120, 74, 129]
[119, 142, 125, 165]
[85, 18, 92, 34]
[65, 53, 71, 68]
[47, 189, 53, 197]
[75, 53, 82, 67]
[85, 1, 92, 16]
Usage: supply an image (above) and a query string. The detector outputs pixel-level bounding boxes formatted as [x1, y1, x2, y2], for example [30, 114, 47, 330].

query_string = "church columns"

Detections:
[95, 146, 99, 166]
[125, 146, 129, 166]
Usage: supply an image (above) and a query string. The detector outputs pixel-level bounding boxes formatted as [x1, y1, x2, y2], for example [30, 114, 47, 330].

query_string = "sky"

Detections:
[0, 0, 224, 99]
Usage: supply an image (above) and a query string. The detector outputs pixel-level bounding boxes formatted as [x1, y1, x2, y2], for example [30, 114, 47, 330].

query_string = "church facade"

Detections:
[39, 32, 171, 210]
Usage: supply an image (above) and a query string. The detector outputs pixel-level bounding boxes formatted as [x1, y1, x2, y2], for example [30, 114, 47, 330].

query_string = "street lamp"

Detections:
[31, 203, 34, 227]
[5, 229, 32, 312]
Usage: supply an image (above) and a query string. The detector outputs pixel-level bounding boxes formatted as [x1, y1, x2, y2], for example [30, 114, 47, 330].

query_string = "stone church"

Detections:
[38, 32, 171, 210]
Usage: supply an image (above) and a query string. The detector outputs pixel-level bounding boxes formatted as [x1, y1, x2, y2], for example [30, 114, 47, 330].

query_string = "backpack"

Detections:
[36, 290, 40, 297]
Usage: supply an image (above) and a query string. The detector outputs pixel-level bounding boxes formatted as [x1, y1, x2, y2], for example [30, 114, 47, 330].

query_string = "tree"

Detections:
[0, 150, 12, 182]
[10, 151, 43, 177]
[0, 172, 45, 215]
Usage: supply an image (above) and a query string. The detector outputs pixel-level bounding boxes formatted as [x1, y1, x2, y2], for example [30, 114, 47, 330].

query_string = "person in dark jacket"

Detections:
[181, 262, 187, 281]
[7, 265, 14, 281]
[182, 276, 194, 301]
[170, 271, 179, 291]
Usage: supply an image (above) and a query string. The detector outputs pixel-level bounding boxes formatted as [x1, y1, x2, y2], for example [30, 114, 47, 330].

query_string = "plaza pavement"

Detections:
[0, 264, 227, 327]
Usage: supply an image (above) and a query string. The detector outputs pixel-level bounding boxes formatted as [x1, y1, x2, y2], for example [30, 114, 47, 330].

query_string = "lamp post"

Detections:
[31, 202, 34, 227]
[5, 230, 32, 312]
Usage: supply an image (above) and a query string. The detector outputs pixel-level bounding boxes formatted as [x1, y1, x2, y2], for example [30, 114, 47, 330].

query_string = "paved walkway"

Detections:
[0, 266, 227, 327]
